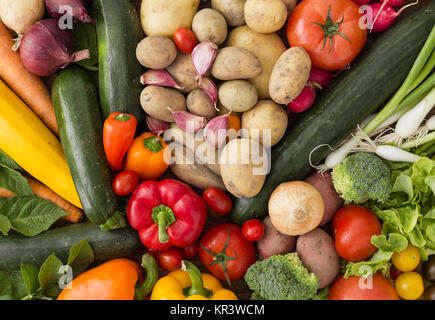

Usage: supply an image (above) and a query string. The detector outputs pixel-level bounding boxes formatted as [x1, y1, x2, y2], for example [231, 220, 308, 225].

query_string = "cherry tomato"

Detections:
[424, 285, 435, 300]
[173, 28, 197, 54]
[112, 171, 139, 196]
[389, 265, 402, 281]
[332, 206, 381, 262]
[422, 255, 435, 282]
[180, 242, 199, 259]
[328, 274, 399, 300]
[202, 188, 232, 216]
[242, 219, 265, 242]
[157, 247, 183, 271]
[395, 272, 424, 300]
[392, 244, 420, 272]
[199, 223, 256, 283]
[287, 0, 367, 71]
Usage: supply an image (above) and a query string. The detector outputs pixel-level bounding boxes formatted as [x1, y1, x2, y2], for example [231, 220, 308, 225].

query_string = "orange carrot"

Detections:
[0, 21, 59, 136]
[0, 176, 83, 223]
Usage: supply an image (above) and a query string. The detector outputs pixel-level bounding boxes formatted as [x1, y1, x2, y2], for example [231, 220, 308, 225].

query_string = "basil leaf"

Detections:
[0, 149, 19, 170]
[0, 167, 33, 196]
[72, 22, 98, 70]
[38, 253, 64, 294]
[0, 271, 13, 298]
[0, 214, 11, 235]
[68, 238, 94, 276]
[0, 196, 67, 237]
[20, 264, 40, 295]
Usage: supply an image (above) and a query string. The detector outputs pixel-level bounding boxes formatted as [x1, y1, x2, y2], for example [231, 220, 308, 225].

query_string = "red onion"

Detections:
[45, 0, 91, 23]
[20, 19, 90, 77]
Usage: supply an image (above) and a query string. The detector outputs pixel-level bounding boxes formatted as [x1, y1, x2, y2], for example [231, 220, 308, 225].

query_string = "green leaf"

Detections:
[392, 175, 414, 202]
[20, 264, 40, 295]
[0, 149, 19, 170]
[371, 233, 408, 252]
[426, 175, 435, 196]
[426, 222, 435, 242]
[38, 253, 64, 294]
[344, 250, 393, 278]
[7, 270, 28, 299]
[424, 207, 435, 219]
[0, 271, 13, 298]
[407, 226, 426, 248]
[0, 166, 33, 196]
[0, 213, 11, 235]
[396, 205, 419, 233]
[0, 196, 67, 236]
[67, 238, 94, 276]
[72, 22, 98, 69]
[411, 157, 434, 193]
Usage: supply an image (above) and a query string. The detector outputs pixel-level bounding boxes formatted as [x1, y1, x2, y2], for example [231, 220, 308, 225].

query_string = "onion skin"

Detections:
[20, 19, 90, 77]
[45, 0, 91, 23]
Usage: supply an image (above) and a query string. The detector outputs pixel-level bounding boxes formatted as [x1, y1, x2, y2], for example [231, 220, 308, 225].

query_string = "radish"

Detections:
[308, 67, 333, 89]
[287, 85, 316, 113]
[369, 1, 418, 33]
[380, 0, 408, 7]
[353, 0, 372, 6]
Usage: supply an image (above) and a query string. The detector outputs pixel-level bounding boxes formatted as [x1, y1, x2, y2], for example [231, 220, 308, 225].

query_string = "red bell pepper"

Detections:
[103, 112, 137, 171]
[127, 179, 207, 251]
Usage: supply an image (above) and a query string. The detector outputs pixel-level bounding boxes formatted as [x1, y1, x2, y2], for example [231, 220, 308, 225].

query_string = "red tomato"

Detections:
[157, 247, 183, 271]
[199, 223, 256, 283]
[202, 188, 232, 216]
[287, 0, 367, 71]
[332, 206, 381, 262]
[112, 171, 139, 196]
[180, 242, 198, 259]
[174, 28, 197, 54]
[389, 265, 403, 281]
[329, 274, 399, 300]
[242, 219, 265, 242]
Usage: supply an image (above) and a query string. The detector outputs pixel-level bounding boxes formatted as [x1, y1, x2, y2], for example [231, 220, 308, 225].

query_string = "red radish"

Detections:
[369, 1, 418, 33]
[380, 0, 408, 7]
[287, 85, 316, 114]
[20, 19, 90, 77]
[45, 0, 91, 23]
[352, 0, 372, 6]
[308, 67, 333, 89]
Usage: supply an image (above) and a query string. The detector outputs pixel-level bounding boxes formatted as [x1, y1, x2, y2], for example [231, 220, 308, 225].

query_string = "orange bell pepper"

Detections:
[124, 132, 169, 180]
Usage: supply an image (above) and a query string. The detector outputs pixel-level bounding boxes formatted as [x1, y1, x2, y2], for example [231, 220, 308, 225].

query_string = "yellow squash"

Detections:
[0, 79, 82, 208]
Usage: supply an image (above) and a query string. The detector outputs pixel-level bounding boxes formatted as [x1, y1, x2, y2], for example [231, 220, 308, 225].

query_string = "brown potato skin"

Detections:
[218, 80, 258, 112]
[257, 216, 296, 259]
[140, 85, 186, 122]
[244, 0, 288, 34]
[211, 0, 246, 27]
[166, 52, 200, 93]
[136, 36, 177, 69]
[192, 8, 228, 46]
[305, 172, 343, 226]
[296, 228, 340, 289]
[186, 89, 217, 119]
[211, 47, 262, 81]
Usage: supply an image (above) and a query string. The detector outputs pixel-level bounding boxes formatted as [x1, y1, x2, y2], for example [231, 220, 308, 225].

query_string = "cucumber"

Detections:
[230, 1, 435, 224]
[0, 223, 142, 270]
[52, 66, 118, 226]
[92, 0, 145, 126]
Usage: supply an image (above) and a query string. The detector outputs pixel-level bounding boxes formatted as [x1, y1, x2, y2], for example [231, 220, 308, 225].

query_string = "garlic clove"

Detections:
[192, 42, 218, 77]
[204, 114, 229, 149]
[140, 70, 183, 89]
[197, 76, 218, 108]
[171, 110, 207, 134]
[146, 116, 170, 134]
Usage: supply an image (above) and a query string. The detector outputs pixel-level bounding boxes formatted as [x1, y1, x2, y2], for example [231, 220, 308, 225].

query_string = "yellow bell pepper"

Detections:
[151, 261, 238, 300]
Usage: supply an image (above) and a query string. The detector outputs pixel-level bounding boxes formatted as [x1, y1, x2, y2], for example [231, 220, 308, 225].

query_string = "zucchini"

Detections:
[52, 66, 118, 226]
[230, 1, 435, 224]
[0, 223, 142, 270]
[92, 0, 145, 126]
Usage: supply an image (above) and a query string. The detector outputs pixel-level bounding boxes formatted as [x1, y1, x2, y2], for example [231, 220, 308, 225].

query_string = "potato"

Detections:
[192, 9, 228, 46]
[218, 80, 258, 113]
[226, 26, 286, 99]
[136, 36, 177, 69]
[296, 228, 340, 289]
[244, 0, 288, 34]
[140, 85, 186, 122]
[140, 0, 200, 37]
[219, 138, 268, 198]
[257, 216, 296, 259]
[211, 47, 262, 81]
[186, 90, 217, 119]
[166, 52, 199, 93]
[305, 172, 343, 226]
[281, 0, 298, 15]
[211, 0, 246, 27]
[241, 100, 288, 147]
[269, 47, 312, 105]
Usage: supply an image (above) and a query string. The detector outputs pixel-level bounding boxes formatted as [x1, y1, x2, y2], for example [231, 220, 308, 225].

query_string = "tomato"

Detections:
[424, 285, 435, 300]
[287, 0, 367, 71]
[392, 244, 420, 272]
[332, 206, 381, 262]
[395, 272, 424, 300]
[389, 265, 402, 281]
[199, 223, 256, 283]
[157, 247, 183, 271]
[112, 171, 139, 196]
[242, 219, 264, 242]
[173, 28, 197, 54]
[202, 188, 232, 216]
[422, 255, 435, 282]
[329, 274, 399, 300]
[180, 241, 198, 259]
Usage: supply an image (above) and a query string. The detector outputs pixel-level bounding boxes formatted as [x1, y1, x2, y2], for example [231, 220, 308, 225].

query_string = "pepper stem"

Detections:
[152, 205, 176, 243]
[143, 137, 164, 152]
[135, 254, 159, 300]
[181, 260, 213, 298]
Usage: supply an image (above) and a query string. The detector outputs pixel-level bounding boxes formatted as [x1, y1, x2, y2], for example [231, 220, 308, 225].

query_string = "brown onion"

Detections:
[45, 0, 91, 23]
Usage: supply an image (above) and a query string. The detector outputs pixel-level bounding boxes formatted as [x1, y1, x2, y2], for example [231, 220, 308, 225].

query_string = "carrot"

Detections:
[0, 176, 83, 223]
[0, 21, 59, 136]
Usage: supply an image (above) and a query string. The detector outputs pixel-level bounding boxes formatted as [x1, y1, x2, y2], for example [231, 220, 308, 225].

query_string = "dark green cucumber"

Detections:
[0, 223, 142, 270]
[52, 66, 118, 226]
[230, 1, 435, 224]
[92, 0, 145, 126]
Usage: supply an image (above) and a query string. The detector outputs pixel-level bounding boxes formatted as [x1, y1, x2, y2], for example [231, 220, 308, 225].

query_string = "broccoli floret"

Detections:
[331, 152, 392, 203]
[244, 253, 319, 300]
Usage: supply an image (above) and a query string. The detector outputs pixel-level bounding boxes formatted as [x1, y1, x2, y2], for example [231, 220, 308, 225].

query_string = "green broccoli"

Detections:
[244, 253, 319, 300]
[331, 152, 392, 203]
